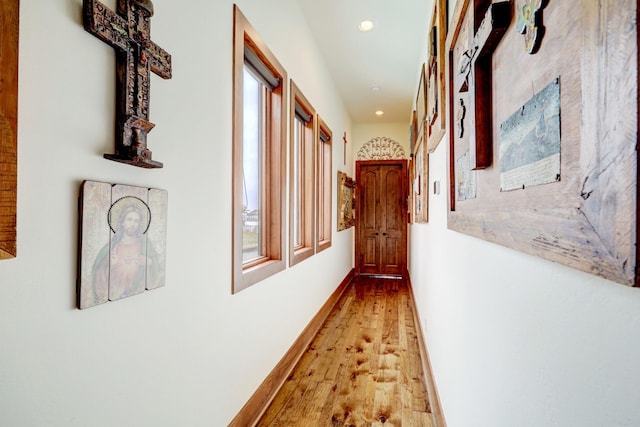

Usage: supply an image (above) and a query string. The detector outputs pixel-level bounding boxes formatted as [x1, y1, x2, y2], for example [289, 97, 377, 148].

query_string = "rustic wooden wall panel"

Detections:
[446, 0, 638, 286]
[0, 0, 19, 260]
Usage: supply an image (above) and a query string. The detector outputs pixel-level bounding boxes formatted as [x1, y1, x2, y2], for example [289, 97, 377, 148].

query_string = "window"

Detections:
[289, 81, 315, 266]
[316, 117, 332, 253]
[233, 6, 287, 292]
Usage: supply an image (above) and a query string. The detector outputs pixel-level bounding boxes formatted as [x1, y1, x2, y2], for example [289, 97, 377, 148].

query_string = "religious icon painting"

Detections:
[78, 181, 168, 309]
[337, 171, 356, 231]
[516, 0, 548, 54]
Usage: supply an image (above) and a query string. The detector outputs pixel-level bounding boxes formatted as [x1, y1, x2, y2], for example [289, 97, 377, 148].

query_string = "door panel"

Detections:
[356, 160, 408, 276]
[363, 237, 378, 268]
[384, 169, 401, 231]
[382, 236, 399, 267]
[363, 171, 378, 231]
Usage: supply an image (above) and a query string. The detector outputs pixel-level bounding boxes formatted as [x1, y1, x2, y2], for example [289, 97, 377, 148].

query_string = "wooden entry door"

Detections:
[356, 160, 408, 276]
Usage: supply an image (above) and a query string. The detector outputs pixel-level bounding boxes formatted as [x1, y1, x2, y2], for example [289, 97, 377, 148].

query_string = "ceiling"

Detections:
[297, 0, 433, 125]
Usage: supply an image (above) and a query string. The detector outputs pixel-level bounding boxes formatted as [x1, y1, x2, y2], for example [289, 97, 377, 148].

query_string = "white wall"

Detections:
[410, 109, 640, 427]
[0, 1, 353, 425]
[5, 1, 640, 426]
[409, 4, 640, 425]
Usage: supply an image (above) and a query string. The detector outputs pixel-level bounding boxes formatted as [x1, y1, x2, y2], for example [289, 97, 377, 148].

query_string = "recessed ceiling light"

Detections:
[371, 85, 381, 92]
[375, 110, 384, 116]
[358, 20, 374, 32]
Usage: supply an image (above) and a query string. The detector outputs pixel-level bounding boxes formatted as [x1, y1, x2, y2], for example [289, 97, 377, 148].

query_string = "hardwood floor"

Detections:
[256, 275, 434, 426]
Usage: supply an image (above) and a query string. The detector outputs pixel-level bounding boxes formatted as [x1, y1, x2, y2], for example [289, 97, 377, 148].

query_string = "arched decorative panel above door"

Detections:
[356, 137, 406, 160]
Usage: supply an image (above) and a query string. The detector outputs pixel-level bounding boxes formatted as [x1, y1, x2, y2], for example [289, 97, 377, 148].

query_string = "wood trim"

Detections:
[406, 276, 447, 427]
[355, 160, 409, 276]
[289, 80, 316, 267]
[0, 0, 19, 260]
[315, 116, 332, 254]
[229, 268, 356, 426]
[232, 5, 288, 292]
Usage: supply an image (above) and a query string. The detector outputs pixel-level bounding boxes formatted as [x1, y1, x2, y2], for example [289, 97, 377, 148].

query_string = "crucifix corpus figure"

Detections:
[456, 1, 510, 170]
[343, 131, 348, 165]
[83, 0, 172, 168]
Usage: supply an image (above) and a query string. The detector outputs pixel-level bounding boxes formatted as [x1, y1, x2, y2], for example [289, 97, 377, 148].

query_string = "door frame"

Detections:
[355, 159, 409, 277]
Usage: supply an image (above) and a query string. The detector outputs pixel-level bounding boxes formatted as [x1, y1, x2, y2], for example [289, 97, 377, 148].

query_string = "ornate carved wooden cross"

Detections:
[83, 0, 172, 168]
[456, 1, 510, 170]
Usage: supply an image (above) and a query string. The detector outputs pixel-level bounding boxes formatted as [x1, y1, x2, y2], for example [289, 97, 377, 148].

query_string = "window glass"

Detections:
[293, 117, 303, 247]
[242, 68, 263, 262]
[316, 119, 332, 253]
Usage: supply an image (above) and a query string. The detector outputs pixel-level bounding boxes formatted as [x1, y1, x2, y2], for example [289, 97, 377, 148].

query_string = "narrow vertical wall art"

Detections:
[337, 171, 355, 231]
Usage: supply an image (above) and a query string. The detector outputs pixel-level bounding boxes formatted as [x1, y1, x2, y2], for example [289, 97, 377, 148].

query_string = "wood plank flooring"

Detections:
[257, 276, 434, 426]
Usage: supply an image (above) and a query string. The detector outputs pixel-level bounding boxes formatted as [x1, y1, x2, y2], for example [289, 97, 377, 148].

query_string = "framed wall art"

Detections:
[446, 0, 638, 286]
[408, 110, 418, 223]
[412, 130, 428, 223]
[0, 0, 19, 260]
[425, 0, 448, 153]
[78, 181, 168, 309]
[409, 109, 418, 156]
[408, 156, 414, 224]
[415, 64, 427, 131]
[337, 171, 355, 231]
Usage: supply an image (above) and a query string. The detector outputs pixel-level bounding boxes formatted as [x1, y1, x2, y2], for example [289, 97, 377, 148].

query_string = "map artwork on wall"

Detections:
[356, 137, 406, 160]
[499, 77, 560, 192]
[455, 151, 476, 201]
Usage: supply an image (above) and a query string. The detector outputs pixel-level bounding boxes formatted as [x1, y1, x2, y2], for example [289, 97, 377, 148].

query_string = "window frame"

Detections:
[316, 116, 332, 253]
[289, 80, 316, 266]
[232, 5, 287, 293]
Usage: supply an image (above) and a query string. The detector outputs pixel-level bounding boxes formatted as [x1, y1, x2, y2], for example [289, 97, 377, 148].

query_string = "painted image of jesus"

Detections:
[92, 197, 158, 301]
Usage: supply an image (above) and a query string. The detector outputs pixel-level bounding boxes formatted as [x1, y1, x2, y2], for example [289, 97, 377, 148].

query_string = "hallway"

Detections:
[257, 276, 435, 426]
